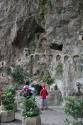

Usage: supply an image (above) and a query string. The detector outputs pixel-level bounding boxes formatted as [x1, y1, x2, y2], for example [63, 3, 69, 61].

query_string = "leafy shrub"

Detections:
[1, 91, 15, 111]
[6, 67, 12, 75]
[42, 72, 54, 85]
[22, 97, 40, 117]
[11, 65, 25, 83]
[4, 86, 16, 95]
[64, 96, 83, 119]
[65, 119, 83, 125]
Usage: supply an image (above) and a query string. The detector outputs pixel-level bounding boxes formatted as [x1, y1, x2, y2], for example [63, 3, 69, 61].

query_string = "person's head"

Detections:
[42, 84, 46, 89]
[23, 85, 29, 91]
[25, 81, 30, 85]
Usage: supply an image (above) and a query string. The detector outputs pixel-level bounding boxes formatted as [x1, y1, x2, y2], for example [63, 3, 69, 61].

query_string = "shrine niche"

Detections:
[64, 55, 69, 62]
[35, 54, 39, 62]
[0, 61, 6, 67]
[49, 55, 53, 62]
[56, 55, 61, 61]
[39, 38, 47, 52]
[73, 55, 81, 78]
[23, 48, 29, 57]
[79, 31, 83, 42]
[73, 55, 79, 63]
[79, 56, 83, 78]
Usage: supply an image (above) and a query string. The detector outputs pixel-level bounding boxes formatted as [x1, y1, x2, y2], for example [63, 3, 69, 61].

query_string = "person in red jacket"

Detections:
[40, 85, 48, 110]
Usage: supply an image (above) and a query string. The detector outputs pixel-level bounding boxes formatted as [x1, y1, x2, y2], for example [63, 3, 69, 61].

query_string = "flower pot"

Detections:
[1, 110, 15, 123]
[22, 115, 41, 125]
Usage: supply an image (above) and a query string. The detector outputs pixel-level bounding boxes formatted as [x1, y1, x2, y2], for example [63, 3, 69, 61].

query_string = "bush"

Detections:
[22, 97, 40, 117]
[42, 72, 54, 85]
[1, 91, 15, 111]
[64, 96, 83, 118]
[4, 86, 16, 95]
[65, 119, 83, 125]
[6, 67, 12, 75]
[11, 65, 25, 83]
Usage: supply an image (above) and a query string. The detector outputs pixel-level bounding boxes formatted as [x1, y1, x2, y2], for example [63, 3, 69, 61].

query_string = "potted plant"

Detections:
[1, 90, 15, 123]
[22, 96, 41, 125]
[64, 96, 83, 125]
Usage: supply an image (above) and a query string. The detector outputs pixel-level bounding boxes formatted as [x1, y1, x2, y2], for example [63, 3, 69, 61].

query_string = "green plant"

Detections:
[1, 91, 15, 111]
[14, 82, 23, 90]
[64, 96, 83, 119]
[42, 72, 54, 85]
[22, 97, 40, 117]
[55, 63, 63, 79]
[64, 119, 83, 125]
[38, 0, 52, 24]
[0, 67, 4, 73]
[6, 67, 12, 75]
[4, 86, 16, 95]
[11, 65, 25, 83]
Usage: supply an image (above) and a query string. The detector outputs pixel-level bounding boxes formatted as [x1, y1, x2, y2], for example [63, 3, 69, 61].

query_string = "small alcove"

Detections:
[56, 55, 61, 61]
[64, 55, 69, 62]
[50, 43, 63, 51]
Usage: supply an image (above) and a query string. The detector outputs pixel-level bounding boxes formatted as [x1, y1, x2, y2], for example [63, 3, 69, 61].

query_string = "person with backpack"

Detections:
[40, 84, 48, 110]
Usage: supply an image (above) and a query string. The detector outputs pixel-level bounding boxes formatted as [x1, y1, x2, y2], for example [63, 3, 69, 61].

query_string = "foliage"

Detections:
[64, 96, 83, 119]
[11, 65, 25, 83]
[0, 67, 4, 73]
[1, 91, 15, 111]
[38, 0, 52, 24]
[65, 119, 83, 125]
[42, 72, 54, 85]
[14, 82, 23, 90]
[22, 97, 40, 117]
[55, 63, 63, 79]
[4, 86, 16, 95]
[6, 67, 12, 75]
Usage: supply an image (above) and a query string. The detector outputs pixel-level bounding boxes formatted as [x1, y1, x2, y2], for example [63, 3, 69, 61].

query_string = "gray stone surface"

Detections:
[0, 106, 65, 125]
[0, 0, 83, 97]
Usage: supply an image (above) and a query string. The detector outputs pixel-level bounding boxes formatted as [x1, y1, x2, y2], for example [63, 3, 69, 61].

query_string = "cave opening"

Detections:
[50, 43, 63, 51]
[12, 19, 45, 48]
[82, 36, 83, 40]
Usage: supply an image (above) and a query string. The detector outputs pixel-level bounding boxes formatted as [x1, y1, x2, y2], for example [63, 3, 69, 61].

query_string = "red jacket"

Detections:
[40, 88, 48, 99]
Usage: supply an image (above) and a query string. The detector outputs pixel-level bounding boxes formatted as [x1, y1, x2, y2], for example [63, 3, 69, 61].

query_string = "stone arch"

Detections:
[73, 55, 79, 62]
[24, 48, 29, 57]
[35, 54, 39, 61]
[56, 55, 61, 61]
[49, 54, 53, 62]
[39, 38, 47, 48]
[64, 55, 69, 62]
[30, 55, 34, 64]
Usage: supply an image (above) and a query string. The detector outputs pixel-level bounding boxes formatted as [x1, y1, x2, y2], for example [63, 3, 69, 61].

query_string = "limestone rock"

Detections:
[0, 0, 83, 96]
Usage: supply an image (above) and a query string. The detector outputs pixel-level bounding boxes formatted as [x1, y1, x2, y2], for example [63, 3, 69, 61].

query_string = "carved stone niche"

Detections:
[64, 55, 69, 62]
[35, 54, 39, 62]
[49, 55, 53, 62]
[39, 38, 47, 52]
[56, 55, 61, 61]
[73, 55, 79, 63]
[30, 55, 34, 63]
[79, 31, 83, 42]
[23, 48, 29, 57]
[0, 61, 6, 67]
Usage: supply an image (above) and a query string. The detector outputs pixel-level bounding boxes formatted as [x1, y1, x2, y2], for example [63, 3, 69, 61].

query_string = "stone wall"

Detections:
[0, 0, 83, 96]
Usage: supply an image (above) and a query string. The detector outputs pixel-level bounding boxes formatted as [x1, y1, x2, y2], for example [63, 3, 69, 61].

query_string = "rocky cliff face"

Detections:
[0, 0, 83, 96]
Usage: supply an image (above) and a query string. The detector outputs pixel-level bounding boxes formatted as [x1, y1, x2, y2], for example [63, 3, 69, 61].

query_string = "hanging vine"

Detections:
[38, 0, 52, 25]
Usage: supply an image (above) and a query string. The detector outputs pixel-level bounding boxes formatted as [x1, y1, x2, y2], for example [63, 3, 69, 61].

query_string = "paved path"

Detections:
[0, 106, 65, 125]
